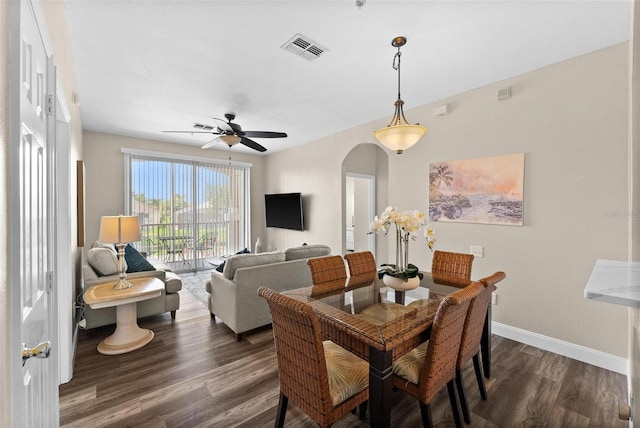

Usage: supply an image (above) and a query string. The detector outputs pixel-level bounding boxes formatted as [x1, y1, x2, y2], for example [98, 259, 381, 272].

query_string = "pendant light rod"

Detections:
[392, 36, 405, 103]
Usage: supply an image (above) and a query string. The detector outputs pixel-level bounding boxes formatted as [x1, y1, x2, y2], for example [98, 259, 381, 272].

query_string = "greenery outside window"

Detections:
[122, 148, 251, 272]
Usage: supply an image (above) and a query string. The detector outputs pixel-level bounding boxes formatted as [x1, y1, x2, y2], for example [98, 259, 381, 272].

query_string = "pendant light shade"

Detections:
[374, 36, 427, 154]
[374, 124, 427, 153]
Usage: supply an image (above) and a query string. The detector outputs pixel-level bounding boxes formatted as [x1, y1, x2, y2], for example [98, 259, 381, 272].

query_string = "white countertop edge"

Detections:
[584, 290, 640, 309]
[584, 259, 640, 308]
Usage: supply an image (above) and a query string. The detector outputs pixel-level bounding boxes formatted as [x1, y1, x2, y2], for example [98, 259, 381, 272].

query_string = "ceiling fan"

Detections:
[162, 113, 287, 153]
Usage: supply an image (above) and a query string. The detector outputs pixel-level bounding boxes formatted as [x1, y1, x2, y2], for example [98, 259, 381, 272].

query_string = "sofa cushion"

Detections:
[87, 247, 122, 276]
[124, 244, 156, 273]
[223, 251, 286, 279]
[285, 244, 331, 261]
[215, 248, 250, 273]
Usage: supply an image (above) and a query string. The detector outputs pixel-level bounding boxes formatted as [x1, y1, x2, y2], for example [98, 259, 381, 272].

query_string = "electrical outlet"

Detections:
[470, 245, 484, 258]
[491, 292, 497, 305]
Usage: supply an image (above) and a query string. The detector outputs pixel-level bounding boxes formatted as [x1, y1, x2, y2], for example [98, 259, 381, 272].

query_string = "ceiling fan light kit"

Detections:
[163, 112, 287, 153]
[219, 135, 241, 146]
[374, 36, 427, 154]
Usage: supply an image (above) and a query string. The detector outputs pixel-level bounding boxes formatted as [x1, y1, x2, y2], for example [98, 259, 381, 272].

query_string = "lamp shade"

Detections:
[374, 124, 428, 154]
[99, 215, 141, 244]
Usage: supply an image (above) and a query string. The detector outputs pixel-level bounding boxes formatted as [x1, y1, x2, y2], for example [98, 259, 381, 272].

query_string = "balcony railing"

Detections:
[136, 221, 230, 272]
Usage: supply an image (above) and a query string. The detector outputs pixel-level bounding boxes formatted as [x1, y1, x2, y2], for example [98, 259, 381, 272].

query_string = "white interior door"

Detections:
[9, 0, 59, 425]
[345, 173, 376, 255]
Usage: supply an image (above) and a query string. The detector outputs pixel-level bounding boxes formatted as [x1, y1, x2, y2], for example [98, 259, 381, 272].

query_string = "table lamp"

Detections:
[99, 215, 141, 289]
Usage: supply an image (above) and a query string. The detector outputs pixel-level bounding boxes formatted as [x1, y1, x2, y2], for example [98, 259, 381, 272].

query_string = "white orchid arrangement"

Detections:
[370, 206, 436, 281]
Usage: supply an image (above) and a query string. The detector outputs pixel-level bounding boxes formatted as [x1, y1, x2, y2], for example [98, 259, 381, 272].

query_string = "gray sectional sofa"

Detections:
[206, 244, 331, 339]
[81, 243, 182, 329]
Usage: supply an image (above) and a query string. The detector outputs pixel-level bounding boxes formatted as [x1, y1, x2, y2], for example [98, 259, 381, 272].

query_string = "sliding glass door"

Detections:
[124, 150, 251, 272]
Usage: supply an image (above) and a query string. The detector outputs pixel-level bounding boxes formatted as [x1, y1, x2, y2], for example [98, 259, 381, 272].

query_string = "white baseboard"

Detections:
[492, 321, 628, 375]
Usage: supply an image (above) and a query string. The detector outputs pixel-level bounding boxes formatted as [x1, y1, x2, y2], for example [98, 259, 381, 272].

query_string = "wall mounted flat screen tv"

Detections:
[265, 192, 304, 231]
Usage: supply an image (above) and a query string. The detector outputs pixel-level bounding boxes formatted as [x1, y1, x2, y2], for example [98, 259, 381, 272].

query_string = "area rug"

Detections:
[179, 269, 213, 307]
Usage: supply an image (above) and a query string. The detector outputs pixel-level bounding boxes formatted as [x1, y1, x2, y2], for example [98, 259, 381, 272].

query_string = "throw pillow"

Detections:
[87, 247, 120, 276]
[124, 244, 156, 273]
[215, 248, 250, 273]
[91, 241, 116, 252]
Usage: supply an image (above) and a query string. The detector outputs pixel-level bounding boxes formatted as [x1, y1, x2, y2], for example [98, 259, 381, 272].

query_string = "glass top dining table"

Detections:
[284, 272, 474, 428]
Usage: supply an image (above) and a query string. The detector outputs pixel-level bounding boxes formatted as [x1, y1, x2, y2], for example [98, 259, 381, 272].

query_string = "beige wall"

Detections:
[82, 132, 266, 249]
[263, 43, 630, 357]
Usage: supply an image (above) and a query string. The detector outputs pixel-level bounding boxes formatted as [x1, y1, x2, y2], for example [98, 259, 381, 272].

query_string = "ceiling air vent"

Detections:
[281, 33, 328, 61]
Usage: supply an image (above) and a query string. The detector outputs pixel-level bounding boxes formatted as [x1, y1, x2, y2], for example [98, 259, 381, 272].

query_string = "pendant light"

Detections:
[373, 36, 427, 154]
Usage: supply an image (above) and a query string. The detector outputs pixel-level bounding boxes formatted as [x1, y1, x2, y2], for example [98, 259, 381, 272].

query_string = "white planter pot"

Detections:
[382, 274, 420, 291]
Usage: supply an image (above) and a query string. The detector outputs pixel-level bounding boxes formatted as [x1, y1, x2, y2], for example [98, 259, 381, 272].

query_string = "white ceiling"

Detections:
[64, 0, 630, 155]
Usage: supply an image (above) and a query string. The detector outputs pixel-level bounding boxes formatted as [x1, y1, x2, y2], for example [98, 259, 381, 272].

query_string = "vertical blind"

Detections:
[122, 149, 251, 270]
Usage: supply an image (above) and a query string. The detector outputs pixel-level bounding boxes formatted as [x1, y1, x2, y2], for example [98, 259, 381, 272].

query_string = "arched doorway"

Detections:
[341, 143, 389, 260]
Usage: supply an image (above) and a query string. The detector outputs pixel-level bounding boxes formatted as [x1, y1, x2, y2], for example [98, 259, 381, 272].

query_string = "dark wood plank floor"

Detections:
[60, 289, 629, 427]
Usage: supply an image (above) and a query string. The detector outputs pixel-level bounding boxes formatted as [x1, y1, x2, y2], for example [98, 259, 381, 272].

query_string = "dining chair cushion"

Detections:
[392, 340, 429, 385]
[323, 340, 369, 406]
[407, 299, 432, 309]
[355, 313, 386, 326]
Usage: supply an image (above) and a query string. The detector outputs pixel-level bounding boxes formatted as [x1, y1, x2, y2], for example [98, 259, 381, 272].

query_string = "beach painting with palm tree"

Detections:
[429, 153, 524, 225]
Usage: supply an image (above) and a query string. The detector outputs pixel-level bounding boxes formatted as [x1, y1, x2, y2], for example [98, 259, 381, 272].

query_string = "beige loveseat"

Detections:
[81, 243, 183, 329]
[206, 244, 331, 339]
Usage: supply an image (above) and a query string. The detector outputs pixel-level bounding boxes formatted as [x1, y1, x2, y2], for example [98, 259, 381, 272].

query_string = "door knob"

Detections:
[22, 341, 51, 366]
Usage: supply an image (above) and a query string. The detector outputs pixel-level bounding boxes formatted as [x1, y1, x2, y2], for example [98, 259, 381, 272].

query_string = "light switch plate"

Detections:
[470, 245, 484, 258]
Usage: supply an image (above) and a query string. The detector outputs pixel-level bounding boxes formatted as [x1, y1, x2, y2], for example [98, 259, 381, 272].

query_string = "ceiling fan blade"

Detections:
[211, 117, 233, 133]
[162, 130, 216, 134]
[240, 137, 267, 152]
[201, 137, 222, 149]
[243, 131, 288, 138]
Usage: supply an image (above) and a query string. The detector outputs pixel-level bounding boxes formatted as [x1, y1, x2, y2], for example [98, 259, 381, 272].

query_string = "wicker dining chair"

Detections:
[257, 287, 369, 428]
[455, 271, 506, 423]
[344, 251, 377, 277]
[391, 281, 483, 428]
[307, 255, 348, 294]
[431, 251, 475, 286]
